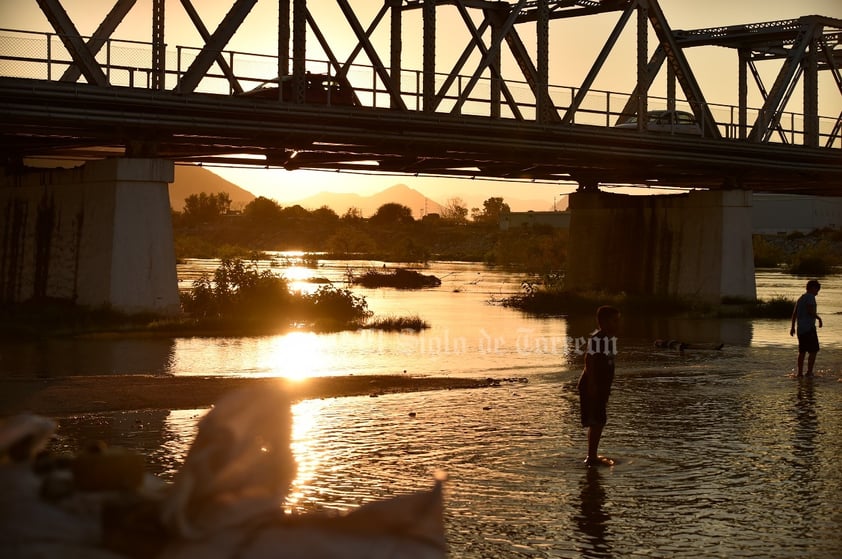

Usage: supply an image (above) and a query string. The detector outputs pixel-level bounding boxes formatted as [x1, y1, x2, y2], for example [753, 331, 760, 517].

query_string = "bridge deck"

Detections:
[1, 76, 839, 195]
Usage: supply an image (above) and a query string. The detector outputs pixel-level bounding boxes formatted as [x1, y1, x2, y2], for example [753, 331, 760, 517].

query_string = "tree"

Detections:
[370, 202, 414, 225]
[182, 192, 231, 225]
[441, 197, 469, 224]
[279, 204, 311, 220]
[471, 197, 510, 223]
[341, 207, 364, 222]
[243, 196, 283, 224]
[312, 205, 339, 224]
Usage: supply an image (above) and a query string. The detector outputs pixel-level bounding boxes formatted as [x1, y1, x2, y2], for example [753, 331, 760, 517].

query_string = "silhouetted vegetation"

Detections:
[753, 236, 786, 268]
[363, 315, 430, 331]
[171, 192, 566, 268]
[174, 192, 232, 226]
[180, 258, 372, 331]
[753, 229, 842, 275]
[172, 191, 838, 283]
[485, 225, 567, 274]
[502, 287, 698, 317]
[786, 242, 838, 276]
[351, 268, 442, 289]
[505, 278, 796, 319]
[471, 196, 510, 224]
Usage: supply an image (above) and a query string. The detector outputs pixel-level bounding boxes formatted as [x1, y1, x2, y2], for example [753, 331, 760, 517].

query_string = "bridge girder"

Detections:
[3, 0, 840, 193]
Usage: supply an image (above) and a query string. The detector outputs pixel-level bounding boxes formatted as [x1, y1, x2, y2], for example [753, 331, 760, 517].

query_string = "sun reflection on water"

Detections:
[283, 265, 323, 295]
[265, 330, 331, 381]
[286, 398, 331, 511]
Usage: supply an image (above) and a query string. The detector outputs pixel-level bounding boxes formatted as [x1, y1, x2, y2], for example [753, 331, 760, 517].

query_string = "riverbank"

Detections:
[0, 374, 513, 416]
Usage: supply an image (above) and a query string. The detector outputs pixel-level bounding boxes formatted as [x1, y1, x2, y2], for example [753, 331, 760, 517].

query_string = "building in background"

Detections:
[752, 193, 842, 234]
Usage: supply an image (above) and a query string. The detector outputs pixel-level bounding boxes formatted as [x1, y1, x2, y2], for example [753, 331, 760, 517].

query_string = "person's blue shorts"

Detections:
[797, 329, 820, 354]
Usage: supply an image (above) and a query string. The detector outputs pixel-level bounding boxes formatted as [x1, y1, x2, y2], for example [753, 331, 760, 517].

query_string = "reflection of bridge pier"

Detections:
[567, 189, 756, 302]
[0, 158, 179, 314]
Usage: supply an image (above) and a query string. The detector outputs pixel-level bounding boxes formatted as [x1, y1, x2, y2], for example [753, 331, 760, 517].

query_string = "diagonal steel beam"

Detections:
[36, 0, 108, 86]
[749, 21, 818, 142]
[642, 0, 720, 138]
[175, 0, 257, 93]
[333, 3, 389, 82]
[497, 27, 538, 120]
[819, 37, 842, 93]
[335, 0, 406, 110]
[497, 10, 552, 120]
[60, 0, 136, 83]
[563, 1, 636, 124]
[746, 58, 789, 143]
[827, 112, 842, 148]
[443, 2, 524, 119]
[180, 0, 243, 94]
[432, 8, 492, 111]
[451, 0, 527, 115]
[304, 10, 362, 106]
[616, 45, 665, 124]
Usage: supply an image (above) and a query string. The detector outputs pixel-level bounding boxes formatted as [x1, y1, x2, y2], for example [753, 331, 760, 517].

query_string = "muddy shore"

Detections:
[0, 374, 505, 417]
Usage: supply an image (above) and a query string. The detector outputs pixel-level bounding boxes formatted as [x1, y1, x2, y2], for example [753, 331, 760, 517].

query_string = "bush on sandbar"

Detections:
[787, 243, 838, 276]
[352, 268, 441, 289]
[181, 258, 372, 329]
[364, 315, 430, 331]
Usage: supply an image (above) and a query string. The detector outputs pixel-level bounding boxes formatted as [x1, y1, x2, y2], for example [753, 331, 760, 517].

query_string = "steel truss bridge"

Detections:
[0, 0, 840, 194]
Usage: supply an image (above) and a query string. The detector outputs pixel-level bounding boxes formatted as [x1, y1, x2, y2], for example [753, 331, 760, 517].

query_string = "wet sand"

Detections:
[0, 374, 501, 416]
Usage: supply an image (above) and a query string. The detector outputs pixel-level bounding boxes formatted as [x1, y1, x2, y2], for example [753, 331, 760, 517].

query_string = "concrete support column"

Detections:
[0, 158, 179, 315]
[566, 190, 756, 302]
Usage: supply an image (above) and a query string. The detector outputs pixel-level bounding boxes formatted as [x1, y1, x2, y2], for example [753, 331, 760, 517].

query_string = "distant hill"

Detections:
[289, 183, 444, 218]
[169, 165, 255, 211]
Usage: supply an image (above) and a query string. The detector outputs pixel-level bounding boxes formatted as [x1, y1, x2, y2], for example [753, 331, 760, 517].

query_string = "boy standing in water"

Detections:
[790, 279, 822, 377]
[578, 305, 620, 467]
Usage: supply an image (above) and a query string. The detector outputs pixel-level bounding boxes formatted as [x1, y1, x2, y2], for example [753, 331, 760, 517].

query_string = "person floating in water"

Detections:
[577, 305, 620, 468]
[790, 279, 822, 377]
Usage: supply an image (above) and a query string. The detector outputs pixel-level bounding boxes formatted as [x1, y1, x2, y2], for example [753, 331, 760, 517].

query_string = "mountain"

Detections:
[288, 183, 444, 218]
[169, 165, 255, 211]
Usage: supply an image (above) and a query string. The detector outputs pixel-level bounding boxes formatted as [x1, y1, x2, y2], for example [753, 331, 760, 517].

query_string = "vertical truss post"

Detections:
[292, 0, 306, 103]
[490, 9, 503, 119]
[279, 0, 290, 78]
[738, 48, 748, 140]
[152, 0, 165, 89]
[804, 34, 820, 147]
[423, 0, 435, 112]
[390, 0, 402, 110]
[666, 62, 675, 111]
[536, 0, 549, 123]
[636, 2, 648, 131]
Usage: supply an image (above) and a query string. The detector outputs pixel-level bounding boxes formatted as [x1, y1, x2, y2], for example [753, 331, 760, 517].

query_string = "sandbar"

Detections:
[0, 374, 502, 417]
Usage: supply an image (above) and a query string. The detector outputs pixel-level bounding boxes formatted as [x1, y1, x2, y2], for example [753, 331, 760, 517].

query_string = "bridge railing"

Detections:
[1, 28, 838, 149]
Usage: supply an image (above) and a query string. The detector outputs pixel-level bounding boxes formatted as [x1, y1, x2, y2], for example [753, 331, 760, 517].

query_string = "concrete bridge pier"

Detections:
[566, 189, 756, 302]
[1, 158, 180, 315]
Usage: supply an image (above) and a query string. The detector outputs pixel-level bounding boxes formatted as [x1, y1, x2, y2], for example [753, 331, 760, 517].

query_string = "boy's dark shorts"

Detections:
[579, 388, 608, 428]
[797, 329, 820, 354]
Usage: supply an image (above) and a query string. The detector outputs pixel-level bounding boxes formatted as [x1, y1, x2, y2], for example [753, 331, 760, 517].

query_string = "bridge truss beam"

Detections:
[3, 0, 840, 193]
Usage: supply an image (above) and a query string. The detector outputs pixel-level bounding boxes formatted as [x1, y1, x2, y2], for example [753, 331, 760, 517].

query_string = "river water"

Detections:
[3, 257, 841, 558]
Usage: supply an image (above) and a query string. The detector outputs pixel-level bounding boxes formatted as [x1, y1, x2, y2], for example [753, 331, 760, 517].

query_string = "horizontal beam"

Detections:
[1, 78, 839, 195]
